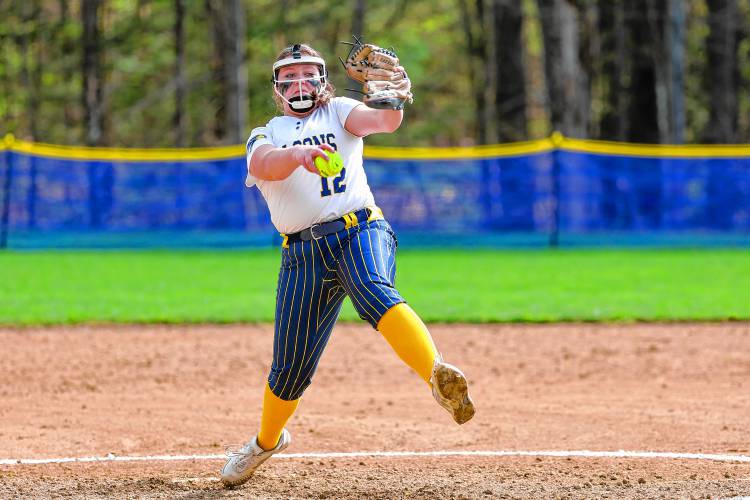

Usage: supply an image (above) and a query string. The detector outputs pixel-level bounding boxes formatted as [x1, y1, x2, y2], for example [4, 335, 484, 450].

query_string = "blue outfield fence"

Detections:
[1, 134, 750, 249]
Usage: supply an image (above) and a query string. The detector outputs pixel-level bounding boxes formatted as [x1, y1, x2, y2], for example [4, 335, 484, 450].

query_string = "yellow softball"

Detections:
[314, 150, 344, 177]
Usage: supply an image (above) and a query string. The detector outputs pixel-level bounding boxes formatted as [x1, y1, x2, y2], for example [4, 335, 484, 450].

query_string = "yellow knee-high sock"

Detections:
[376, 303, 438, 384]
[257, 383, 300, 450]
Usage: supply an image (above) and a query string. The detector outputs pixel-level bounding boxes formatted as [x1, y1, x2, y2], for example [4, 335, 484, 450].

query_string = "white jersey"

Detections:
[245, 97, 376, 234]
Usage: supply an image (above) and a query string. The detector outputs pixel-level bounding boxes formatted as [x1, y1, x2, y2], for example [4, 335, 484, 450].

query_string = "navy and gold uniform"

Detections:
[270, 213, 401, 400]
[220, 44, 474, 489]
[246, 96, 405, 401]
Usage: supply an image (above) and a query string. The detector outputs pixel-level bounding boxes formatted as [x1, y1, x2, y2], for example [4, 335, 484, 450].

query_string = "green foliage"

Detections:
[0, 0, 748, 146]
[242, 0, 475, 146]
[0, 249, 748, 325]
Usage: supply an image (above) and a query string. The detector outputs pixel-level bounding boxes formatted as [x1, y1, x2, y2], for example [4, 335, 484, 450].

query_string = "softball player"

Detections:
[221, 43, 475, 487]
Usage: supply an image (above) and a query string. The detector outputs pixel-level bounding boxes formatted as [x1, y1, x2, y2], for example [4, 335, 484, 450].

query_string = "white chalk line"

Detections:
[2, 449, 750, 466]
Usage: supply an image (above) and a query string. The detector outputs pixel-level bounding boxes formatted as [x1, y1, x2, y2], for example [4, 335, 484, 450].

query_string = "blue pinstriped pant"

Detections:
[268, 218, 404, 401]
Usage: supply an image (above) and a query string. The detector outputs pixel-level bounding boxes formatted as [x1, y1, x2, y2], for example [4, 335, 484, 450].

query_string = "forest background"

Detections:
[1, 0, 748, 149]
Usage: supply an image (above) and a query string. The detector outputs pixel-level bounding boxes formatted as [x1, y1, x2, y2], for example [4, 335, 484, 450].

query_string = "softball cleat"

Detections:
[220, 428, 291, 487]
[430, 358, 475, 425]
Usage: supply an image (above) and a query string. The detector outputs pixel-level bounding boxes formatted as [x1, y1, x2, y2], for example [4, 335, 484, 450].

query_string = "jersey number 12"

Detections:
[320, 168, 347, 197]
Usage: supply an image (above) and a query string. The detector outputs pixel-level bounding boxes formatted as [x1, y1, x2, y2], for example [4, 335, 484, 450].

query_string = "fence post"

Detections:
[0, 134, 15, 250]
[548, 132, 563, 248]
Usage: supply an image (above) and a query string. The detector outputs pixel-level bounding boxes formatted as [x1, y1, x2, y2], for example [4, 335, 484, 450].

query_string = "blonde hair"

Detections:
[272, 44, 336, 112]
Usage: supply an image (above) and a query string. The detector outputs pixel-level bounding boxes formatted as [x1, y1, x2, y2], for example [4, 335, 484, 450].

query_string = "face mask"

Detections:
[274, 75, 324, 111]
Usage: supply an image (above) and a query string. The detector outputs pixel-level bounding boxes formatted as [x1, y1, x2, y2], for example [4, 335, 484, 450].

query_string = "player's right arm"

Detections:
[249, 144, 335, 181]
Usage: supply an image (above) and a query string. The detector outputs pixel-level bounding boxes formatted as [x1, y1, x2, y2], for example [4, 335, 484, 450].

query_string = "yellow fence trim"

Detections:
[2, 133, 15, 150]
[3, 134, 750, 161]
[561, 137, 750, 158]
[10, 139, 244, 162]
[364, 139, 554, 159]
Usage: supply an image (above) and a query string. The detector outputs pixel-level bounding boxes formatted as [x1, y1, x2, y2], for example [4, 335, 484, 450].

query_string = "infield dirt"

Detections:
[1, 323, 749, 499]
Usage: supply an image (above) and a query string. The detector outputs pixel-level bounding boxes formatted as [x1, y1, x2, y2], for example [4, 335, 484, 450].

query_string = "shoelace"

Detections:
[225, 442, 254, 458]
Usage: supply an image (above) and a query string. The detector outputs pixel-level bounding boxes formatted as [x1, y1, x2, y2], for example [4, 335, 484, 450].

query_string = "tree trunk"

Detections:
[598, 0, 627, 141]
[207, 0, 227, 142]
[702, 0, 739, 143]
[81, 0, 104, 146]
[537, 0, 589, 138]
[352, 0, 366, 39]
[273, 0, 289, 49]
[347, 0, 367, 99]
[228, 0, 247, 144]
[458, 0, 489, 144]
[19, 1, 43, 140]
[739, 4, 748, 143]
[667, 0, 686, 143]
[207, 0, 247, 144]
[626, 0, 659, 143]
[18, 3, 36, 140]
[174, 0, 187, 147]
[492, 0, 527, 142]
[579, 2, 597, 139]
[56, 0, 76, 140]
[643, 0, 672, 144]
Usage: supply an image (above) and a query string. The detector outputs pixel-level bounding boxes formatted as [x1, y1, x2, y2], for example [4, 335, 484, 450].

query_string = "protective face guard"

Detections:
[272, 51, 327, 113]
[273, 75, 325, 111]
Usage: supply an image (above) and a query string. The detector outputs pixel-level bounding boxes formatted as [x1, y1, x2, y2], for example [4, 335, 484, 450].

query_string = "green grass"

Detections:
[1, 249, 749, 325]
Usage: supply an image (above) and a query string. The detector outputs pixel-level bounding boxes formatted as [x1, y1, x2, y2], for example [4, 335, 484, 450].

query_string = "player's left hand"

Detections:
[341, 39, 413, 110]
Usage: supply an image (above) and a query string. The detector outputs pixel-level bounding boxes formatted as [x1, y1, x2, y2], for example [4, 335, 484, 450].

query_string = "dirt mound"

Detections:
[1, 323, 749, 498]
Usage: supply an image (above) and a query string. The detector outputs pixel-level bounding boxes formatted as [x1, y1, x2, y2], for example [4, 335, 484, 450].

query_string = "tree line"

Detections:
[0, 0, 748, 148]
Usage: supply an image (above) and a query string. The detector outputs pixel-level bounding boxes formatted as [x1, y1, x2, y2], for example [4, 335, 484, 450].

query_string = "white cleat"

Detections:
[220, 429, 291, 487]
[430, 357, 475, 425]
